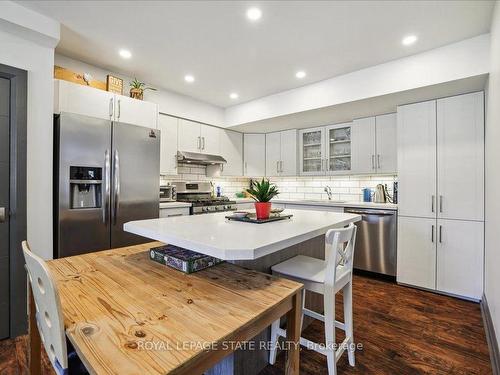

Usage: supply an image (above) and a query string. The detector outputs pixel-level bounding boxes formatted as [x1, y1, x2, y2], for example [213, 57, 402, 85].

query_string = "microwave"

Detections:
[160, 185, 176, 202]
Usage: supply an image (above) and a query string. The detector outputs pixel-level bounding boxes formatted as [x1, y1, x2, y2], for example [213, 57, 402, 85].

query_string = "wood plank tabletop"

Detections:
[45, 242, 303, 375]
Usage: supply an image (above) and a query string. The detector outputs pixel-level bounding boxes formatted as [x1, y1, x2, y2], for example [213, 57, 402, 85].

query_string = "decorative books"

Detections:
[149, 245, 223, 274]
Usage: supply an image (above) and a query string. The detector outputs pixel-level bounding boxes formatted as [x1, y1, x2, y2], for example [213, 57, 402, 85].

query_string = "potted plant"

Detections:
[129, 78, 157, 100]
[246, 178, 279, 220]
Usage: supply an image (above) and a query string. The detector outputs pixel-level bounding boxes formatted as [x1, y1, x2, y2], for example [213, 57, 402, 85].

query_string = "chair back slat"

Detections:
[22, 241, 68, 370]
[324, 224, 357, 287]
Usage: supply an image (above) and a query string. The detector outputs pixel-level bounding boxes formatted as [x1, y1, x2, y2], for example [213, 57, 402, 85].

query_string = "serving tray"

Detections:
[225, 214, 293, 224]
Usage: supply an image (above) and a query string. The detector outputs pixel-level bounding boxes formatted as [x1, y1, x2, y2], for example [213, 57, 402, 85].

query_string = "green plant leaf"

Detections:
[245, 178, 279, 202]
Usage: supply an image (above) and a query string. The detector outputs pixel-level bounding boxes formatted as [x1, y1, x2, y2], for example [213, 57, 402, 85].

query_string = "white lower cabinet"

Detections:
[397, 216, 437, 290]
[436, 219, 484, 300]
[159, 207, 190, 218]
[397, 216, 484, 300]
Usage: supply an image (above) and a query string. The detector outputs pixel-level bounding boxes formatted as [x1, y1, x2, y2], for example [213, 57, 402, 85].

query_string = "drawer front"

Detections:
[159, 207, 190, 218]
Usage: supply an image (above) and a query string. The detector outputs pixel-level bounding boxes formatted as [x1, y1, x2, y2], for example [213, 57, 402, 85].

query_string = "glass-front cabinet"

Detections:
[299, 127, 325, 175]
[325, 122, 352, 174]
[299, 122, 353, 175]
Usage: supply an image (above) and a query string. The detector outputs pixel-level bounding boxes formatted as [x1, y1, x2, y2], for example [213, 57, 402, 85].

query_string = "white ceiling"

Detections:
[20, 0, 494, 108]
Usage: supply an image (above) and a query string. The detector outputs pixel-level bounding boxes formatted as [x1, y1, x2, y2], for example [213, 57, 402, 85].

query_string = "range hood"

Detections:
[177, 151, 227, 165]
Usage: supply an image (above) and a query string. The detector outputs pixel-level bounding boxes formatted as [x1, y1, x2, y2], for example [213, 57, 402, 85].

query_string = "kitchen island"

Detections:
[124, 209, 360, 375]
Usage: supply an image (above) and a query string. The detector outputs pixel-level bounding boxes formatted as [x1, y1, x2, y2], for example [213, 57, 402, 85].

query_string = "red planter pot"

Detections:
[254, 202, 272, 220]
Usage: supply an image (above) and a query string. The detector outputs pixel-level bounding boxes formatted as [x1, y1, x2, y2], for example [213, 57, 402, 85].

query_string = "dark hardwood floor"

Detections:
[0, 275, 492, 375]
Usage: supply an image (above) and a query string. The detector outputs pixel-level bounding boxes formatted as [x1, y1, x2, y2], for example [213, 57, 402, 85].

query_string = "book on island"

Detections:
[149, 244, 223, 274]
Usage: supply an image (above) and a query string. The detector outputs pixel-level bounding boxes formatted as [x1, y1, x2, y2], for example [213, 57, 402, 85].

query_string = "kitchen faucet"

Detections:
[324, 185, 333, 200]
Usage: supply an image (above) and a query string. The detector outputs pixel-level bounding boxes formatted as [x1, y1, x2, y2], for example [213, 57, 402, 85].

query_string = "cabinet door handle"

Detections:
[276, 161, 279, 174]
[431, 225, 434, 243]
[168, 213, 183, 217]
[439, 225, 443, 243]
[439, 195, 443, 213]
[197, 137, 201, 150]
[280, 160, 283, 173]
[245, 162, 248, 174]
[431, 195, 435, 213]
[371, 155, 375, 169]
[117, 99, 121, 119]
[0, 207, 6, 223]
[377, 154, 381, 169]
[202, 137, 205, 150]
[109, 98, 114, 118]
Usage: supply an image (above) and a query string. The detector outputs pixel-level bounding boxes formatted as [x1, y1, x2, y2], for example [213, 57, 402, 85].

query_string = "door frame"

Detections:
[0, 63, 27, 338]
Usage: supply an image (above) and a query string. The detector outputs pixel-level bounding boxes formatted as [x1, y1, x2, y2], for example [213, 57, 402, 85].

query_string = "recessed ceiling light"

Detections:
[119, 49, 132, 59]
[295, 71, 306, 79]
[246, 7, 262, 21]
[402, 35, 418, 46]
[229, 92, 239, 99]
[184, 75, 195, 83]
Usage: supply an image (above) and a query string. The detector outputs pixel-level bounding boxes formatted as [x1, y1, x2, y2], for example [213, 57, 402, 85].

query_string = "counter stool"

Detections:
[268, 223, 357, 375]
[22, 241, 88, 375]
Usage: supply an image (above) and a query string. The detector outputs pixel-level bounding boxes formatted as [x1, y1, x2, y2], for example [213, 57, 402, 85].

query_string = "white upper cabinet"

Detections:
[397, 100, 437, 218]
[299, 127, 326, 175]
[158, 115, 178, 175]
[436, 219, 484, 299]
[266, 132, 281, 177]
[220, 130, 243, 176]
[351, 117, 376, 174]
[280, 129, 298, 176]
[114, 95, 158, 129]
[244, 134, 266, 177]
[54, 79, 158, 128]
[200, 124, 221, 155]
[178, 119, 202, 153]
[325, 123, 353, 175]
[54, 79, 114, 120]
[351, 114, 396, 175]
[266, 130, 297, 177]
[375, 113, 397, 174]
[437, 92, 484, 221]
[178, 119, 221, 155]
[397, 216, 437, 290]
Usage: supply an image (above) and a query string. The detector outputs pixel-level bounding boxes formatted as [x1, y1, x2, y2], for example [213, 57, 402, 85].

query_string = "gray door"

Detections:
[56, 113, 112, 257]
[110, 122, 160, 248]
[0, 78, 10, 339]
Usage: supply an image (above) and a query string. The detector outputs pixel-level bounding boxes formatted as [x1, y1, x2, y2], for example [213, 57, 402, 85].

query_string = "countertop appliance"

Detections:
[54, 112, 160, 258]
[373, 184, 388, 203]
[172, 181, 237, 214]
[344, 207, 397, 277]
[160, 184, 176, 202]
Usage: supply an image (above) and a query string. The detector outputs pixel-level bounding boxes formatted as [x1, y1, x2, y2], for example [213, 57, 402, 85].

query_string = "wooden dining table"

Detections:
[28, 242, 303, 375]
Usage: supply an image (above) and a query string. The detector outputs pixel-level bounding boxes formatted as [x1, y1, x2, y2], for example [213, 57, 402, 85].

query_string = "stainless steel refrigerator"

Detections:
[54, 112, 160, 258]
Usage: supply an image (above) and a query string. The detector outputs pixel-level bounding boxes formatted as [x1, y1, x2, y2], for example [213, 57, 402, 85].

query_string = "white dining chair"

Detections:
[22, 241, 87, 375]
[269, 223, 358, 375]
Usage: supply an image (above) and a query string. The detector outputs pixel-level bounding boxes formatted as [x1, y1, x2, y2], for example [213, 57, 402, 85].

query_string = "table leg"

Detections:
[285, 290, 302, 375]
[28, 283, 41, 375]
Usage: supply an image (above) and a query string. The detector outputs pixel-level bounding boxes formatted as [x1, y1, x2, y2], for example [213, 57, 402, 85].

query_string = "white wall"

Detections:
[485, 1, 500, 352]
[226, 34, 490, 127]
[55, 54, 225, 126]
[0, 2, 60, 260]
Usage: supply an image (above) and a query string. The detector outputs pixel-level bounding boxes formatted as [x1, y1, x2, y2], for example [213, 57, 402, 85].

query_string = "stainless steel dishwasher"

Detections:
[344, 207, 397, 277]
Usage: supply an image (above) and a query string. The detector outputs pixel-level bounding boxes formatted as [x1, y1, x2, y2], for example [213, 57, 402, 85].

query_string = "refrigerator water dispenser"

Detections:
[69, 166, 102, 209]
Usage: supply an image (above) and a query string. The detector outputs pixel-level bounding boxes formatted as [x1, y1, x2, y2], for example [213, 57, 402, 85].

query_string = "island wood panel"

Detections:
[35, 243, 302, 375]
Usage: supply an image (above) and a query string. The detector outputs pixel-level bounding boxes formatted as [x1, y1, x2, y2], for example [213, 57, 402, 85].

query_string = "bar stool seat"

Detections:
[271, 255, 351, 294]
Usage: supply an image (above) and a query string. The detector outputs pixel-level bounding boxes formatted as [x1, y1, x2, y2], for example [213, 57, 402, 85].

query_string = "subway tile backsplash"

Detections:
[161, 164, 396, 202]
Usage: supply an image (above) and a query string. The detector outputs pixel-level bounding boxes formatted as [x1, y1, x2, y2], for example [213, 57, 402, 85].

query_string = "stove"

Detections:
[171, 181, 237, 215]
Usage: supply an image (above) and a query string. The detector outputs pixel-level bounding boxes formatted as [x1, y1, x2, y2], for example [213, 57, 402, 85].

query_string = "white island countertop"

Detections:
[124, 210, 360, 260]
